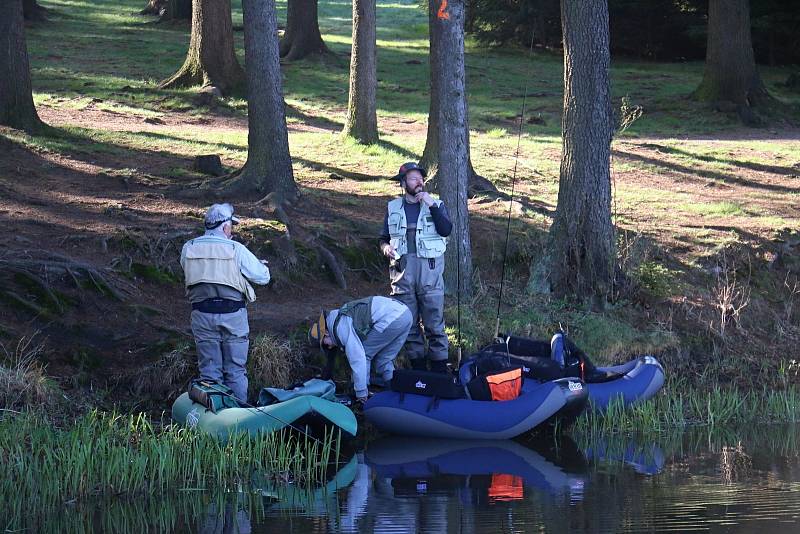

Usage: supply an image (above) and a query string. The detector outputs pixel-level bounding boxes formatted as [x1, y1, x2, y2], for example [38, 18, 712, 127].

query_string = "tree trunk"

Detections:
[432, 0, 472, 299]
[0, 0, 43, 132]
[422, 1, 496, 197]
[693, 0, 772, 113]
[531, 0, 614, 306]
[279, 0, 328, 61]
[23, 0, 48, 21]
[342, 0, 378, 144]
[231, 0, 297, 199]
[159, 0, 244, 95]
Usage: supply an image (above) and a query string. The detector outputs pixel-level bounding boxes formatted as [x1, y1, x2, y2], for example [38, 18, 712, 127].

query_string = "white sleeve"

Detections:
[236, 243, 271, 285]
[336, 320, 368, 398]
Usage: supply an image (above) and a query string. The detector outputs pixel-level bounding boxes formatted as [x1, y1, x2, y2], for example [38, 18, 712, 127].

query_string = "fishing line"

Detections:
[494, 29, 538, 339]
[198, 381, 330, 447]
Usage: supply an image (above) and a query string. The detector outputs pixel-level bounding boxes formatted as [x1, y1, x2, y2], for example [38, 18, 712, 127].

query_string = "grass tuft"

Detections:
[0, 335, 57, 412]
[248, 335, 305, 396]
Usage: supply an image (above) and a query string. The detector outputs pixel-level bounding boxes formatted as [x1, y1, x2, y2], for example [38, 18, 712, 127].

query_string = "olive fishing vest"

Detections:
[334, 297, 374, 343]
[182, 240, 257, 302]
[386, 198, 447, 259]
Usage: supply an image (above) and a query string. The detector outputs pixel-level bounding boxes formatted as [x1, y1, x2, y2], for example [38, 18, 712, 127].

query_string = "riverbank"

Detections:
[1, 0, 798, 419]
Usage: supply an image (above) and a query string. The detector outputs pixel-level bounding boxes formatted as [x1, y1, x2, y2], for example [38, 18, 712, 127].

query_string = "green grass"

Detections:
[0, 410, 341, 507]
[678, 201, 746, 217]
[575, 386, 800, 435]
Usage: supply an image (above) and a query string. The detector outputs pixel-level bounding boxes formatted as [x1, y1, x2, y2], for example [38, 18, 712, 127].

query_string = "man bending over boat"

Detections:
[309, 296, 412, 404]
[180, 203, 271, 403]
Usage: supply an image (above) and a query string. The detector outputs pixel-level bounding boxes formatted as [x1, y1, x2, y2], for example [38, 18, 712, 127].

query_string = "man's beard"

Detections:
[404, 183, 423, 196]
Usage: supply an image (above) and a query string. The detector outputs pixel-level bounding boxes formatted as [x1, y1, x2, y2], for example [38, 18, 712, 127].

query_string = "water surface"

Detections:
[12, 424, 800, 533]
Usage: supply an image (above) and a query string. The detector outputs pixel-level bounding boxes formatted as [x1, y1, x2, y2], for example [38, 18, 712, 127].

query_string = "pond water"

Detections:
[13, 425, 800, 533]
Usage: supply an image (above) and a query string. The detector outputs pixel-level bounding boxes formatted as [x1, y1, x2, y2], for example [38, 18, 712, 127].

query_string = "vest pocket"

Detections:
[388, 212, 405, 235]
[418, 235, 447, 257]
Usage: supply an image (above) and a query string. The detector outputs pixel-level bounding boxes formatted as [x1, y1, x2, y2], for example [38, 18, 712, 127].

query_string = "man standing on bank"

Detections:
[379, 162, 453, 373]
[180, 203, 271, 403]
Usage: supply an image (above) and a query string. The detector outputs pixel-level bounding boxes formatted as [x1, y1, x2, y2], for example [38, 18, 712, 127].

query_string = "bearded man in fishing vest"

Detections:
[180, 203, 271, 403]
[308, 296, 412, 403]
[379, 162, 453, 373]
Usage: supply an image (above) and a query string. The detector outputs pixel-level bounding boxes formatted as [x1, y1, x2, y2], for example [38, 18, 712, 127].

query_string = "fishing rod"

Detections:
[195, 380, 330, 447]
[495, 29, 538, 340]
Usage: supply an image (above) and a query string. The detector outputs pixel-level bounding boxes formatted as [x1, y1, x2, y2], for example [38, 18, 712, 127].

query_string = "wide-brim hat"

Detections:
[308, 309, 328, 349]
[394, 162, 427, 181]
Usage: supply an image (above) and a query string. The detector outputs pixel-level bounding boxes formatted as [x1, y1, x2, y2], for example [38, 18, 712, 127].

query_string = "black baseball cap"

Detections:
[394, 162, 427, 181]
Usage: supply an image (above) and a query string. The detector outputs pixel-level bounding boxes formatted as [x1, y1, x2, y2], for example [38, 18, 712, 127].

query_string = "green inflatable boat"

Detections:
[171, 380, 357, 440]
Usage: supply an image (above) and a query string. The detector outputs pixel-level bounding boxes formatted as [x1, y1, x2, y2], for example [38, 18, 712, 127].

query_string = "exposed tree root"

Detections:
[7, 267, 64, 314]
[256, 194, 347, 289]
[0, 250, 136, 303]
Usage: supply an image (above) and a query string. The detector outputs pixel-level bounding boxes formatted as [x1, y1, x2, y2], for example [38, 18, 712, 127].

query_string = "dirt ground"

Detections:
[1, 101, 799, 403]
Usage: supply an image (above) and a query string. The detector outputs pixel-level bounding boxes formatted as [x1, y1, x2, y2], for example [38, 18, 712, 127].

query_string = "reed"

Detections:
[0, 410, 338, 510]
[0, 488, 274, 534]
[574, 386, 800, 434]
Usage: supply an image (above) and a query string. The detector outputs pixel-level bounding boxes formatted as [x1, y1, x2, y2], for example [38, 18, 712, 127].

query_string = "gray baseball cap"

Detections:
[204, 203, 240, 229]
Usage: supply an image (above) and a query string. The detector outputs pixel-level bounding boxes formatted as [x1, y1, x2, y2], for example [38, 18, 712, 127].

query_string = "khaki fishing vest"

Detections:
[386, 198, 447, 259]
[182, 240, 257, 302]
[335, 297, 374, 342]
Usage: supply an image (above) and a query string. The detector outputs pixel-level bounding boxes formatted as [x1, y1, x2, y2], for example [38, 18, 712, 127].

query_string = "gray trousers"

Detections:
[389, 254, 449, 362]
[361, 307, 413, 386]
[190, 308, 249, 403]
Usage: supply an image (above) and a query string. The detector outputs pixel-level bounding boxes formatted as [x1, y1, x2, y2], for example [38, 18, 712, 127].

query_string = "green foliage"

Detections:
[0, 411, 340, 507]
[575, 387, 800, 435]
[131, 262, 180, 285]
[632, 261, 679, 299]
[467, 0, 800, 64]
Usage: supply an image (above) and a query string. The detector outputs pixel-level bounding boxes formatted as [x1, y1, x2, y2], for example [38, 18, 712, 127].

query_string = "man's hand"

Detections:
[260, 259, 269, 265]
[415, 192, 435, 207]
[382, 243, 399, 260]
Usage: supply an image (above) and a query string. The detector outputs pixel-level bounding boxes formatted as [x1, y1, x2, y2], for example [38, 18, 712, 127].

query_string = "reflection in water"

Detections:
[9, 424, 800, 533]
[365, 436, 587, 501]
[198, 497, 251, 534]
[585, 439, 666, 475]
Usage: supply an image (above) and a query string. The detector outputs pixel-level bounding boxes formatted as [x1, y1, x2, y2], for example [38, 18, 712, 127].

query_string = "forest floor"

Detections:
[1, 0, 799, 412]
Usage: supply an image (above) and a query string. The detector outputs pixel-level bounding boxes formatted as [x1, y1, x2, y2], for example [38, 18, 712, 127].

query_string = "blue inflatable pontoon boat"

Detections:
[364, 377, 587, 440]
[482, 335, 665, 411]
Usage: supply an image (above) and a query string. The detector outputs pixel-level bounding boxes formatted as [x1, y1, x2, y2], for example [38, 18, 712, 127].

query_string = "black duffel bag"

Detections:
[390, 369, 466, 399]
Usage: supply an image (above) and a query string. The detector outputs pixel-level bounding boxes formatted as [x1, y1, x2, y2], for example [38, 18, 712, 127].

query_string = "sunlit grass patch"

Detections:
[679, 201, 745, 217]
[568, 313, 678, 363]
[486, 128, 508, 139]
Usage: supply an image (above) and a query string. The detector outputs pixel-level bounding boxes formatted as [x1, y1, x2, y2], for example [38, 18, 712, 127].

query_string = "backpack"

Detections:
[458, 352, 524, 401]
[466, 366, 523, 402]
[188, 379, 240, 413]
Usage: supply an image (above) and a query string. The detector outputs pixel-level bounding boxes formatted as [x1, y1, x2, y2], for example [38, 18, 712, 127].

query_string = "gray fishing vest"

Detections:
[386, 197, 447, 259]
[335, 297, 374, 341]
